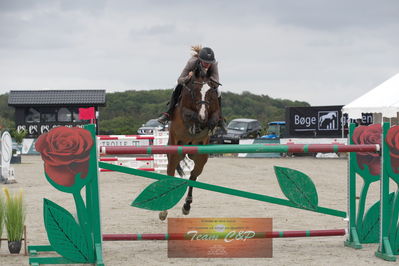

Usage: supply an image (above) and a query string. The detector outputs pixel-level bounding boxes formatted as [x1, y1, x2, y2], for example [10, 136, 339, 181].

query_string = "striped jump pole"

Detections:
[100, 157, 155, 162]
[98, 135, 158, 140]
[103, 229, 346, 241]
[99, 157, 167, 172]
[100, 157, 151, 172]
[100, 143, 380, 155]
[100, 168, 160, 172]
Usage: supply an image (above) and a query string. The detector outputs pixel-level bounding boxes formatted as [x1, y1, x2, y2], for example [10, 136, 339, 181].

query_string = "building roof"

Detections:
[8, 90, 106, 106]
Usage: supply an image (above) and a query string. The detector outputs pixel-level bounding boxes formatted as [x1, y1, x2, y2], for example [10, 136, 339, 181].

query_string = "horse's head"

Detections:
[181, 75, 220, 133]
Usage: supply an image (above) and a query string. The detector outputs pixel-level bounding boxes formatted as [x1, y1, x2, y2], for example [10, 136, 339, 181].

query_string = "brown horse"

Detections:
[159, 71, 220, 220]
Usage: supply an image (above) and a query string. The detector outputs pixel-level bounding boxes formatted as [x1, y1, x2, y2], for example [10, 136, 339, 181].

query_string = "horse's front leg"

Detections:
[182, 154, 208, 215]
[166, 153, 184, 177]
[159, 153, 184, 221]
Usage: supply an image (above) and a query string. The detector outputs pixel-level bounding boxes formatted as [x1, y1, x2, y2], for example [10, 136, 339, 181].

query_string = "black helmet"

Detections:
[198, 47, 215, 64]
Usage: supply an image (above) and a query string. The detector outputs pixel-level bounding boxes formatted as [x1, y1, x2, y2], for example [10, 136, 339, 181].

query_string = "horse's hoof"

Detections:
[185, 196, 193, 204]
[159, 210, 168, 221]
[182, 205, 190, 215]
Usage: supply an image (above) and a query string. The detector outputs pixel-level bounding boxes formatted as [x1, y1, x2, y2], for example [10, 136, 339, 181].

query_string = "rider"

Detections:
[157, 45, 226, 133]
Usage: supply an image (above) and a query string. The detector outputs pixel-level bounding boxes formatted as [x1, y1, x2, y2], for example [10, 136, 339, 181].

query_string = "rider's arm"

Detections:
[209, 62, 219, 84]
[178, 57, 197, 85]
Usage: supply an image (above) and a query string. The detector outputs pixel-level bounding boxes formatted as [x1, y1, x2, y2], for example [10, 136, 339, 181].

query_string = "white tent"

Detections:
[342, 73, 399, 119]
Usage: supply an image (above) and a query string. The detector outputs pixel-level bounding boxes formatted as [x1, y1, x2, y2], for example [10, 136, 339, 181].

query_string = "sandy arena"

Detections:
[0, 155, 394, 265]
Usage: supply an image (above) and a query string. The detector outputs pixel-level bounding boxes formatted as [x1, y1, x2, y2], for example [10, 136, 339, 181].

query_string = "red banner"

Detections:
[79, 107, 95, 120]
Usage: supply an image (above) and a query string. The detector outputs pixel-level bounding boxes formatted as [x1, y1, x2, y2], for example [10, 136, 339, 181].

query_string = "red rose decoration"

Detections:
[35, 126, 94, 187]
[352, 124, 381, 176]
[386, 125, 399, 173]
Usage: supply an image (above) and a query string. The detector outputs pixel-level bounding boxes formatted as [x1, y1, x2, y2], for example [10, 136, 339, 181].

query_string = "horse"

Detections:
[159, 70, 221, 220]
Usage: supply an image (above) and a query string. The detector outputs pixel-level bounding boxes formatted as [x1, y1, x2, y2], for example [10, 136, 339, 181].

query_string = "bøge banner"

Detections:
[285, 106, 373, 138]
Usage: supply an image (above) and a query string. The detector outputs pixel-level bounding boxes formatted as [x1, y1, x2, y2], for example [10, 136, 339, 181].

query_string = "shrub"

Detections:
[0, 192, 4, 240]
[3, 188, 26, 241]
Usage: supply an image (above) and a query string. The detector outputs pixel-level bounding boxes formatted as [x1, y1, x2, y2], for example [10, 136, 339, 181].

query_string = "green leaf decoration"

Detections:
[274, 166, 318, 210]
[131, 178, 188, 211]
[390, 194, 399, 253]
[394, 220, 399, 254]
[358, 192, 394, 244]
[43, 198, 90, 263]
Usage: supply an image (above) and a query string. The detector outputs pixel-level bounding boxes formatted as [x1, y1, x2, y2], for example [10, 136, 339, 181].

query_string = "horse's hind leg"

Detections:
[159, 153, 184, 221]
[182, 154, 208, 215]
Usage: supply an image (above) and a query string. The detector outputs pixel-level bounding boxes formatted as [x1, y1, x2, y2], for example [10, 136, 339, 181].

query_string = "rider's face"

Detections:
[200, 61, 211, 70]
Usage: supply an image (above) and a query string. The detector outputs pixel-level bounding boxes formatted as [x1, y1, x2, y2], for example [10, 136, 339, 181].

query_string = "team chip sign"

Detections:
[167, 218, 272, 258]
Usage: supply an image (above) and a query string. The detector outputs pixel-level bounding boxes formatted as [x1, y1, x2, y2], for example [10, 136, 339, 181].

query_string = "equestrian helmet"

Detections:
[198, 47, 216, 64]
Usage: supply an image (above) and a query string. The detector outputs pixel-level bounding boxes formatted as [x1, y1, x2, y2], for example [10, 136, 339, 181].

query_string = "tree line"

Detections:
[0, 90, 310, 135]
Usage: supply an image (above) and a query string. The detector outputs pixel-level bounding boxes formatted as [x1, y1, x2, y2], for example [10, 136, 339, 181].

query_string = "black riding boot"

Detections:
[158, 85, 182, 124]
[217, 96, 227, 134]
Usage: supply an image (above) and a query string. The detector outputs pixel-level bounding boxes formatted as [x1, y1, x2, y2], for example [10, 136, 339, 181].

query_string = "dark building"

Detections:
[8, 90, 106, 138]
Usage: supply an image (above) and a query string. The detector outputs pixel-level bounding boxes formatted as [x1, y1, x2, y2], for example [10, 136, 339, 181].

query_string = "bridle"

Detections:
[184, 79, 213, 107]
[180, 74, 219, 135]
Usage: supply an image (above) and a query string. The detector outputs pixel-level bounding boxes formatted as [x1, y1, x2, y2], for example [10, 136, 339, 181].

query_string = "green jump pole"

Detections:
[100, 144, 379, 155]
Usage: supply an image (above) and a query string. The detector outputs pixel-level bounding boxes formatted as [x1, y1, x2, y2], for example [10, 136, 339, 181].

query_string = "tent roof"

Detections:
[342, 73, 399, 119]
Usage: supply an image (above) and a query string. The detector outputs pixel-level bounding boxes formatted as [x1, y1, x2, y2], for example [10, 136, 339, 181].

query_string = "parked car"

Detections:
[137, 119, 168, 135]
[222, 118, 262, 144]
[261, 121, 286, 139]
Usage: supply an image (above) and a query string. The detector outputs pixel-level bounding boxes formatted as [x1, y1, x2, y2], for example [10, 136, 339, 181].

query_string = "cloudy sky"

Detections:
[0, 0, 398, 105]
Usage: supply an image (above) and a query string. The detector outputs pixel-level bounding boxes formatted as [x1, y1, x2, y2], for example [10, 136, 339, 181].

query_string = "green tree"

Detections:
[0, 94, 15, 130]
[0, 90, 309, 135]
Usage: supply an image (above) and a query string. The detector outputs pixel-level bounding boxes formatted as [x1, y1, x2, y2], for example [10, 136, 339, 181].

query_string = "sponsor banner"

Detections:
[98, 139, 150, 147]
[16, 123, 89, 138]
[97, 131, 168, 147]
[286, 106, 372, 138]
[168, 218, 272, 258]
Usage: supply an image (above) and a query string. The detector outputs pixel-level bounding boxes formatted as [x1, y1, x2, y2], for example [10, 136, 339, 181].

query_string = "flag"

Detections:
[79, 107, 95, 120]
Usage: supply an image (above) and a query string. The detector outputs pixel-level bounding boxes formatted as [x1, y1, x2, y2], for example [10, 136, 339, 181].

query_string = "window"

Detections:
[40, 108, 57, 122]
[144, 119, 162, 127]
[227, 121, 248, 131]
[25, 108, 40, 123]
[41, 112, 56, 122]
[58, 108, 72, 122]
